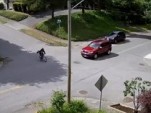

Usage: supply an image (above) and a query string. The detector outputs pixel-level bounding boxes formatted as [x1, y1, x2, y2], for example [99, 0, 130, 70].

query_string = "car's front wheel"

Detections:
[94, 54, 98, 59]
[107, 50, 111, 55]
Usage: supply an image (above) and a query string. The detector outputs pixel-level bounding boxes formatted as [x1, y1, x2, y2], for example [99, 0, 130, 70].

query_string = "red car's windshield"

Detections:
[88, 42, 99, 49]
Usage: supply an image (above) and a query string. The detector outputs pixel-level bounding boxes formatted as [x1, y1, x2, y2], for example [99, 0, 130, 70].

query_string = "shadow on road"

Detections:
[83, 53, 119, 61]
[127, 33, 151, 40]
[0, 39, 67, 86]
[114, 39, 130, 45]
[96, 53, 119, 61]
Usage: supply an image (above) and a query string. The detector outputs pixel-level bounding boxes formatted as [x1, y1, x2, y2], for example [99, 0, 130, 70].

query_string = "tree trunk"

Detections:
[82, 2, 85, 14]
[134, 109, 138, 113]
[6, 0, 9, 9]
[51, 7, 54, 19]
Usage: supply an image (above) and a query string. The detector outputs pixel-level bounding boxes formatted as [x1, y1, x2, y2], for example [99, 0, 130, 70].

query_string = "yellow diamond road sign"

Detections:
[95, 75, 108, 92]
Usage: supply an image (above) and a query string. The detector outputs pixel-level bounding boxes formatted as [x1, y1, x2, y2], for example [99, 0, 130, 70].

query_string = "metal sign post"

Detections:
[95, 75, 108, 110]
[99, 91, 102, 110]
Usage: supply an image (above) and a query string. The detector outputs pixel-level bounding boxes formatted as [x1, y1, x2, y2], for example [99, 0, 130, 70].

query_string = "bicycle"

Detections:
[37, 48, 47, 62]
[39, 55, 47, 62]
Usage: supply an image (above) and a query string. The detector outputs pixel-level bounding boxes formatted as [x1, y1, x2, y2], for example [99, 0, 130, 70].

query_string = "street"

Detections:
[0, 23, 151, 113]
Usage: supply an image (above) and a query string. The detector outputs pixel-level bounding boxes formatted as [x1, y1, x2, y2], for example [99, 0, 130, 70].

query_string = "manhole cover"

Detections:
[79, 90, 88, 95]
[73, 61, 80, 64]
[139, 63, 145, 66]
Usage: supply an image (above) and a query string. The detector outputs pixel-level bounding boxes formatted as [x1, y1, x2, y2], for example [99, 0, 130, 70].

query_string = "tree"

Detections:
[112, 0, 148, 24]
[123, 77, 151, 113]
[47, 0, 66, 18]
[72, 0, 86, 14]
[138, 90, 151, 113]
[19, 0, 47, 13]
[20, 0, 66, 16]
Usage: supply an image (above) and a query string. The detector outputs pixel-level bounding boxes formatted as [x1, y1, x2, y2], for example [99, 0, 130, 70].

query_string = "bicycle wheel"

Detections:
[43, 56, 47, 62]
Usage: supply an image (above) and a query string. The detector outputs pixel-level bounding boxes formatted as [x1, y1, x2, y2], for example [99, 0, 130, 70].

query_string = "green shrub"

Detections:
[37, 108, 51, 113]
[27, 0, 46, 14]
[13, 2, 28, 13]
[144, 11, 151, 23]
[51, 91, 66, 113]
[0, 2, 4, 10]
[63, 100, 89, 113]
[38, 90, 107, 113]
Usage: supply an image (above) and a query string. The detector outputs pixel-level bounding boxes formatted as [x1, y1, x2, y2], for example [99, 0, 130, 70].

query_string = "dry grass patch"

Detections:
[21, 29, 67, 46]
[0, 17, 7, 24]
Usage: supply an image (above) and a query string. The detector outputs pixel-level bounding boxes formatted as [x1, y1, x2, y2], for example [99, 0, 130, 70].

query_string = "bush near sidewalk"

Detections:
[138, 89, 151, 113]
[38, 91, 106, 113]
[0, 10, 28, 21]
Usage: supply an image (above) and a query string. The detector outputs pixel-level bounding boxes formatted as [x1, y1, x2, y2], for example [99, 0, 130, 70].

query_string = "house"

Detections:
[0, 0, 15, 9]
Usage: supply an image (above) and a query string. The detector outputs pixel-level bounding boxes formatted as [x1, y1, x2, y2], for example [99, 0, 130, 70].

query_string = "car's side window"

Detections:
[101, 43, 104, 48]
[119, 32, 124, 36]
[99, 44, 103, 48]
[102, 42, 108, 47]
[117, 33, 120, 36]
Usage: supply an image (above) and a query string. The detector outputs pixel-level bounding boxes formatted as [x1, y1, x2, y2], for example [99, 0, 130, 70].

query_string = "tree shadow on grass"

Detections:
[0, 39, 67, 86]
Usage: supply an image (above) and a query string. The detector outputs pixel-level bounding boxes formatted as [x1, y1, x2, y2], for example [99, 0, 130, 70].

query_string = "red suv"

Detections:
[81, 39, 112, 59]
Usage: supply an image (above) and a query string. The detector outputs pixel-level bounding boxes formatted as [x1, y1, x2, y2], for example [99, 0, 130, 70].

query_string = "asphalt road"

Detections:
[0, 23, 151, 113]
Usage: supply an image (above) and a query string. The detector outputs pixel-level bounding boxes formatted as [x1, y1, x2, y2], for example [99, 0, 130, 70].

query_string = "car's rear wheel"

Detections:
[123, 38, 126, 41]
[114, 39, 118, 43]
[107, 50, 111, 55]
[94, 54, 98, 59]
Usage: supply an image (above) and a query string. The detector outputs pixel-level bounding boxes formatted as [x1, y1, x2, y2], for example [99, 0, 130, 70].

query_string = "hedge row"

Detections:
[13, 2, 28, 13]
[0, 2, 5, 10]
[12, 2, 46, 14]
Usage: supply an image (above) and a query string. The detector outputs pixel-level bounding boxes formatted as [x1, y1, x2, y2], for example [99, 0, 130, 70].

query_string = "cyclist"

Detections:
[37, 48, 46, 61]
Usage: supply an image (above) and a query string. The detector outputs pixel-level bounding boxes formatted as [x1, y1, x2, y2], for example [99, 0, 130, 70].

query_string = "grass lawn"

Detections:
[0, 10, 28, 21]
[36, 10, 151, 41]
[36, 10, 120, 41]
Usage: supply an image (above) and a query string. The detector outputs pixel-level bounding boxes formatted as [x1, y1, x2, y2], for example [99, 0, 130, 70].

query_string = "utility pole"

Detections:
[67, 0, 85, 103]
[67, 0, 71, 103]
